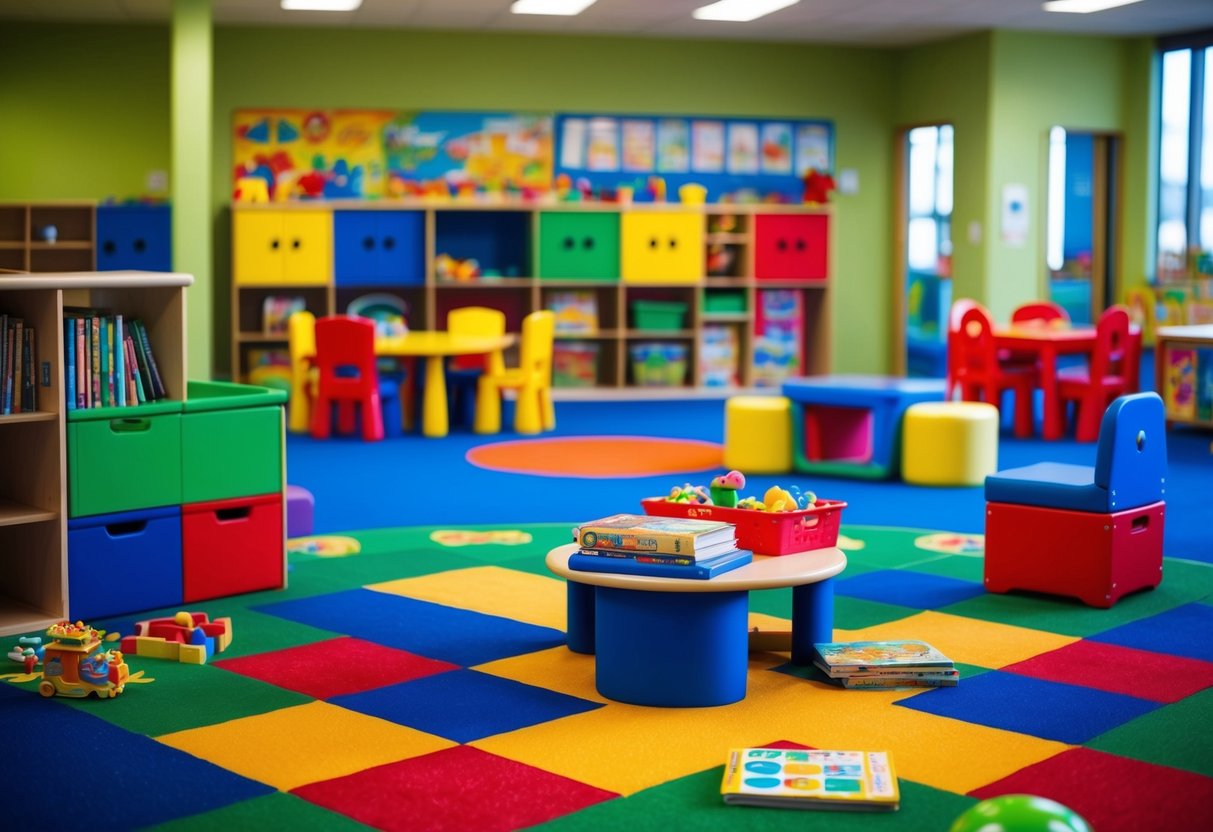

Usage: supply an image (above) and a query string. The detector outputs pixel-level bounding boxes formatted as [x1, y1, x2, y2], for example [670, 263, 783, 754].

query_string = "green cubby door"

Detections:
[538, 212, 620, 279]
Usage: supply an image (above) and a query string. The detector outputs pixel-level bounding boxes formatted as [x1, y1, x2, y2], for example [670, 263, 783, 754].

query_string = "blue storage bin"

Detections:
[68, 505, 182, 620]
[334, 210, 425, 286]
[96, 204, 172, 272]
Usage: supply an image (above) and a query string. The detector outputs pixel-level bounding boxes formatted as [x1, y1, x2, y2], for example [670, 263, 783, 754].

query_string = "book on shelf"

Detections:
[262, 295, 306, 336]
[573, 512, 735, 556]
[21, 325, 35, 412]
[12, 318, 23, 413]
[63, 310, 168, 409]
[813, 640, 954, 676]
[720, 748, 899, 812]
[567, 547, 752, 580]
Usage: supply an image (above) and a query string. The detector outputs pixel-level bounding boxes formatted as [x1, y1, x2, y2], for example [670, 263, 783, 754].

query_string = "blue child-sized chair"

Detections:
[983, 392, 1166, 607]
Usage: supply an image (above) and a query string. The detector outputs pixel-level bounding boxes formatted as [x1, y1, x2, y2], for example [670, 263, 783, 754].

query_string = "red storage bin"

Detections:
[640, 497, 845, 555]
[182, 493, 284, 602]
[754, 213, 829, 281]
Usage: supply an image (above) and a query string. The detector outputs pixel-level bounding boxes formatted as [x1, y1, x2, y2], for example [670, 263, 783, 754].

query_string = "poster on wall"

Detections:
[555, 112, 833, 202]
[586, 117, 620, 171]
[234, 109, 553, 199]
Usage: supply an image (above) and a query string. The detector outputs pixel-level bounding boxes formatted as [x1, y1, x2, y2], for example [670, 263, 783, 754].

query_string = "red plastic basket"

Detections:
[640, 497, 847, 556]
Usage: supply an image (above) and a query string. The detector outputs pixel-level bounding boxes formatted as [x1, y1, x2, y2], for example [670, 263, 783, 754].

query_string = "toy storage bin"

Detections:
[553, 341, 600, 387]
[68, 400, 183, 518]
[641, 497, 846, 556]
[630, 342, 689, 386]
[632, 300, 688, 331]
[68, 505, 182, 620]
[182, 492, 284, 603]
[704, 290, 747, 314]
[182, 380, 286, 503]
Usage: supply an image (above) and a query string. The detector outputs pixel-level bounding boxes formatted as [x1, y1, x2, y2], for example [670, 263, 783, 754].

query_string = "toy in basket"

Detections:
[643, 470, 846, 556]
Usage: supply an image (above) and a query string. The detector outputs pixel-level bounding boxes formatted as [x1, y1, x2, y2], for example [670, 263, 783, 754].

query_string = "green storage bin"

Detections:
[538, 212, 620, 279]
[632, 300, 688, 330]
[704, 291, 747, 314]
[68, 400, 183, 518]
[182, 380, 286, 503]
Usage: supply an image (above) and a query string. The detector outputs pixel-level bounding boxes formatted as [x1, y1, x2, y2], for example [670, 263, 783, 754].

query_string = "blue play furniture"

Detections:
[782, 375, 946, 479]
[984, 392, 1167, 607]
[96, 204, 172, 272]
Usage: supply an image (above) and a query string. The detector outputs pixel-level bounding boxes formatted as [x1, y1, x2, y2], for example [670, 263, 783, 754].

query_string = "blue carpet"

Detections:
[287, 390, 1212, 563]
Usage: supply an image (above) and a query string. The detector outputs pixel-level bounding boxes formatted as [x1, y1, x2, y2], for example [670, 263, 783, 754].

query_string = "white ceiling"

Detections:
[0, 0, 1210, 47]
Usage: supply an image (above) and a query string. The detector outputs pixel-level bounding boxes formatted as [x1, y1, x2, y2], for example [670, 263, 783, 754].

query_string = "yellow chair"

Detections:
[287, 310, 317, 434]
[474, 310, 555, 435]
[447, 306, 507, 427]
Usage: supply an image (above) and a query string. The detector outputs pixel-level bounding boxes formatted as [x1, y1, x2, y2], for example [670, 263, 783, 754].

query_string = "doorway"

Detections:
[896, 124, 954, 377]
[1045, 128, 1121, 324]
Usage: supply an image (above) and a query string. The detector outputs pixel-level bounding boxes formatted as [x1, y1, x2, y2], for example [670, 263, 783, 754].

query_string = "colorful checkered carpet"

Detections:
[4, 522, 1212, 832]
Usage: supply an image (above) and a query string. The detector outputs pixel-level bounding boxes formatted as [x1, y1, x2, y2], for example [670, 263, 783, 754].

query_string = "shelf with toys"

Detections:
[230, 199, 832, 391]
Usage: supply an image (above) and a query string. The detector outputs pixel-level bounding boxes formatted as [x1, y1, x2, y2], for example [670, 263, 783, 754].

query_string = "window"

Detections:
[1156, 35, 1213, 279]
[906, 125, 953, 275]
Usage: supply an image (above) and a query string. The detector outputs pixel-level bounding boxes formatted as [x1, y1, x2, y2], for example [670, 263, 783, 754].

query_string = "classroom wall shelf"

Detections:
[230, 201, 833, 390]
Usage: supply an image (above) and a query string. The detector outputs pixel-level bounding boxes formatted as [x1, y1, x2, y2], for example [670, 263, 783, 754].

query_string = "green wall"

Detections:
[0, 19, 1162, 379]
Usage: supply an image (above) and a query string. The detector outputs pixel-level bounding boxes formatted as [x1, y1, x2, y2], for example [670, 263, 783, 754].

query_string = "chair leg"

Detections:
[1074, 392, 1103, 442]
[515, 381, 541, 434]
[1012, 383, 1034, 438]
[541, 387, 555, 431]
[362, 393, 384, 441]
[474, 377, 502, 434]
[381, 394, 402, 439]
[310, 394, 332, 439]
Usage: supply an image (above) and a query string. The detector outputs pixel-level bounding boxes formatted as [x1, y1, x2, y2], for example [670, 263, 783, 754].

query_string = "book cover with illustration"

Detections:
[813, 640, 953, 676]
[1165, 347, 1196, 420]
[573, 513, 735, 555]
[721, 748, 899, 812]
[568, 547, 752, 580]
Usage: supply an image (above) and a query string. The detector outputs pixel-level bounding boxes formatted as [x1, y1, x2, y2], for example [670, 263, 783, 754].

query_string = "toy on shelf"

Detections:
[434, 253, 481, 282]
[802, 168, 836, 204]
[119, 611, 233, 665]
[38, 621, 129, 699]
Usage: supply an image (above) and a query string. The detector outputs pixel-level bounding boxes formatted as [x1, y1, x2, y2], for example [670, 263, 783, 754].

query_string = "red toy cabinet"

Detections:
[754, 213, 829, 281]
[984, 501, 1165, 608]
[182, 493, 284, 603]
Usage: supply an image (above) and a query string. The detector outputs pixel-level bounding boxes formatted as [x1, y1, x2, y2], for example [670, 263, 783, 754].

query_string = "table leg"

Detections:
[565, 581, 596, 655]
[1040, 345, 1061, 440]
[791, 578, 835, 665]
[421, 355, 449, 438]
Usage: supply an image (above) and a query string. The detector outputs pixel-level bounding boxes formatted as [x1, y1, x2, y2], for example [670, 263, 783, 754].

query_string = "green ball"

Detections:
[949, 795, 1091, 832]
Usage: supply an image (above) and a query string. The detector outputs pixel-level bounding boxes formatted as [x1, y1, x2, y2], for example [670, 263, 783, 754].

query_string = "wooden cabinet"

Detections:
[0, 271, 190, 637]
[0, 203, 95, 274]
[229, 202, 832, 391]
[96, 204, 172, 272]
[233, 209, 331, 286]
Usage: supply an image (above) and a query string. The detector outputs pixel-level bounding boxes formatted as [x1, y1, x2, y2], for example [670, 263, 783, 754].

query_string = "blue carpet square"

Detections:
[255, 588, 565, 666]
[0, 691, 272, 828]
[331, 668, 603, 743]
[897, 670, 1159, 744]
[836, 569, 986, 609]
[1090, 603, 1213, 663]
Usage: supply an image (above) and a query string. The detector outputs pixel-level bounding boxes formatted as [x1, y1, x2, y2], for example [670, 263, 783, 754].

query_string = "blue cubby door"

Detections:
[335, 210, 425, 286]
[96, 205, 172, 272]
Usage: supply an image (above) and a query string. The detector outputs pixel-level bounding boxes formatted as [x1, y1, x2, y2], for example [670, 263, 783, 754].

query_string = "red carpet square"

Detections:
[1003, 640, 1213, 703]
[292, 745, 618, 832]
[214, 637, 458, 699]
[970, 747, 1213, 832]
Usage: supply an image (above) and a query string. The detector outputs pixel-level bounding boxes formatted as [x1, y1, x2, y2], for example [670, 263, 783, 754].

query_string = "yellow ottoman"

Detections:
[902, 401, 999, 486]
[724, 396, 792, 474]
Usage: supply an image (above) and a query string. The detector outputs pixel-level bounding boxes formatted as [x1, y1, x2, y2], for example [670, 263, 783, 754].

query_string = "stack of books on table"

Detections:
[813, 640, 958, 689]
[569, 513, 751, 579]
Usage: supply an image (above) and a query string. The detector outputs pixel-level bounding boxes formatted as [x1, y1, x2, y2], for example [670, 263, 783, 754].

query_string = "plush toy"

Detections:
[803, 168, 836, 204]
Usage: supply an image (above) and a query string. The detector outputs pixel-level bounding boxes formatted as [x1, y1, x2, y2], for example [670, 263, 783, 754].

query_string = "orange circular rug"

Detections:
[466, 436, 723, 478]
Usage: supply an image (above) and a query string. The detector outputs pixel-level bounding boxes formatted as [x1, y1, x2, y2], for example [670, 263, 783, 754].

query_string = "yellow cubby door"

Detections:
[281, 210, 332, 285]
[233, 211, 285, 285]
[621, 212, 704, 283]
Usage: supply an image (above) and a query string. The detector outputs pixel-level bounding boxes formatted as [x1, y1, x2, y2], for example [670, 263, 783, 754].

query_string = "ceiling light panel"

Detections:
[692, 0, 800, 23]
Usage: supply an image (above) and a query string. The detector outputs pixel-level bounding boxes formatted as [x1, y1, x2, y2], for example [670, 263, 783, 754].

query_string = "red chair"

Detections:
[1056, 304, 1136, 442]
[309, 315, 400, 441]
[952, 302, 1037, 438]
[1004, 300, 1071, 368]
[945, 298, 980, 401]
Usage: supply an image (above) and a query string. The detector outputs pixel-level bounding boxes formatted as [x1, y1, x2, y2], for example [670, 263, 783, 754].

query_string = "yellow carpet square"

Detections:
[838, 609, 1078, 668]
[367, 565, 566, 630]
[156, 701, 454, 791]
[476, 646, 609, 703]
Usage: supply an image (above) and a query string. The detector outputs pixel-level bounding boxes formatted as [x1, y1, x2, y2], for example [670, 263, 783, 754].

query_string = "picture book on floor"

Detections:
[568, 547, 752, 579]
[720, 748, 899, 812]
[573, 513, 735, 555]
[813, 640, 957, 688]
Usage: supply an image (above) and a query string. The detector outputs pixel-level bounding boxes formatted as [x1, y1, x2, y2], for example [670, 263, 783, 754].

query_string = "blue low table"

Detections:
[782, 374, 947, 479]
[546, 543, 847, 708]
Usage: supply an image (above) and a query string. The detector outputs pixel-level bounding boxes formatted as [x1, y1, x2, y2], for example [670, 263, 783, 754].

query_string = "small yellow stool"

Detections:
[902, 401, 999, 486]
[724, 396, 792, 474]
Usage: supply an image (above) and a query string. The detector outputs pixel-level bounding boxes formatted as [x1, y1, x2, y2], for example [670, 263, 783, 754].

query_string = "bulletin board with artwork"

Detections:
[233, 110, 554, 200]
[554, 113, 834, 203]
